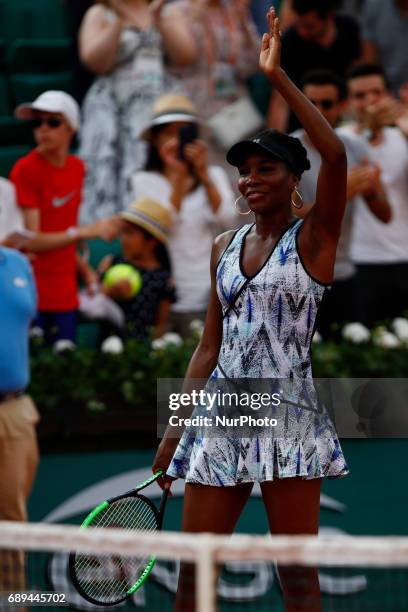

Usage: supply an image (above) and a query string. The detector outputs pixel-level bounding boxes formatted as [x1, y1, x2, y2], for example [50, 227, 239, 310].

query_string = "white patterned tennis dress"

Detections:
[167, 220, 349, 486]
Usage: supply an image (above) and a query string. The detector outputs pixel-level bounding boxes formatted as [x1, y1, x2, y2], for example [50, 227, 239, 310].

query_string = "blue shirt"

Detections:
[0, 248, 36, 393]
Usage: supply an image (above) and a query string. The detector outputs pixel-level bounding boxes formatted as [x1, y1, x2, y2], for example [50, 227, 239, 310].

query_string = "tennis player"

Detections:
[153, 8, 348, 611]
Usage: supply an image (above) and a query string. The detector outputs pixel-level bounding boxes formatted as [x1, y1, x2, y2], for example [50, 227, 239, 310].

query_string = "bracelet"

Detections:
[66, 226, 79, 239]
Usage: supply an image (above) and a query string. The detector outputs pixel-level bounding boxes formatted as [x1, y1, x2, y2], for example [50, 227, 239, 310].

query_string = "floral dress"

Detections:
[79, 8, 176, 223]
[167, 220, 349, 485]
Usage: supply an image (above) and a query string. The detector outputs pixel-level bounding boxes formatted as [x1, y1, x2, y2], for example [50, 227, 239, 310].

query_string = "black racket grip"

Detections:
[157, 487, 170, 529]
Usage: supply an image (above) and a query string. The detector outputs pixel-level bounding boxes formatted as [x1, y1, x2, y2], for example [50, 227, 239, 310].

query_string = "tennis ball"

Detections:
[103, 264, 142, 299]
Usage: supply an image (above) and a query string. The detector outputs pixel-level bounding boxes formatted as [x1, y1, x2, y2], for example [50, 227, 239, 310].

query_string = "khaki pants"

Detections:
[0, 396, 39, 593]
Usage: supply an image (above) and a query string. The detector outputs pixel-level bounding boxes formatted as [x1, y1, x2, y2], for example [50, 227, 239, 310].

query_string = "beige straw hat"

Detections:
[140, 93, 199, 141]
[119, 198, 172, 244]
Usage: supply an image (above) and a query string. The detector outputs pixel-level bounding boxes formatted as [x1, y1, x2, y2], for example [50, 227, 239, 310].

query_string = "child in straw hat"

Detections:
[99, 197, 175, 341]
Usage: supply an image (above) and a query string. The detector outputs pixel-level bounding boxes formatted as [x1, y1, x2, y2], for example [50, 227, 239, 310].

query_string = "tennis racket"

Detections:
[69, 470, 169, 606]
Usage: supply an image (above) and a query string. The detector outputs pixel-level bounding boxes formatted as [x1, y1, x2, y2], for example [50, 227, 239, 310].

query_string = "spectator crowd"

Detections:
[1, 0, 408, 562]
[1, 0, 408, 347]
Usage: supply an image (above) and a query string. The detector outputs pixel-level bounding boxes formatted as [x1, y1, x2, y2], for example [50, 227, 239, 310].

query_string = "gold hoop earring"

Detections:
[235, 195, 252, 215]
[291, 186, 303, 210]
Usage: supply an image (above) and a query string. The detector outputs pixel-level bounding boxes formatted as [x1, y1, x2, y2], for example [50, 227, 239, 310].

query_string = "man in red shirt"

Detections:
[10, 91, 88, 344]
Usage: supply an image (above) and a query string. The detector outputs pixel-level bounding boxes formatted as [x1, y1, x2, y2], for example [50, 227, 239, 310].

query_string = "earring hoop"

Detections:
[291, 186, 303, 209]
[235, 195, 252, 215]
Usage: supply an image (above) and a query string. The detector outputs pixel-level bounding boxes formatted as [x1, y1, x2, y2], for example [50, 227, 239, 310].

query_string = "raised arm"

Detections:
[153, 1, 197, 67]
[79, 5, 124, 75]
[260, 8, 347, 283]
[267, 89, 290, 132]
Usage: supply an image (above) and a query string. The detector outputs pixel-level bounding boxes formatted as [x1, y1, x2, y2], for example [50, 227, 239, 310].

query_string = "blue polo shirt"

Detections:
[0, 248, 36, 393]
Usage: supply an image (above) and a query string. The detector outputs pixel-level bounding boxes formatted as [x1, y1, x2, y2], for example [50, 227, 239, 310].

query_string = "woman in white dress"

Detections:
[78, 0, 197, 222]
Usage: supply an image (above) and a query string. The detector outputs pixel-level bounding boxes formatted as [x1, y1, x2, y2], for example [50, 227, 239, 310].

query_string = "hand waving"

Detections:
[259, 7, 282, 79]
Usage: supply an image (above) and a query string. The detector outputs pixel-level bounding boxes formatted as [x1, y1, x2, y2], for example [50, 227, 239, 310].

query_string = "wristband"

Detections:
[66, 226, 79, 239]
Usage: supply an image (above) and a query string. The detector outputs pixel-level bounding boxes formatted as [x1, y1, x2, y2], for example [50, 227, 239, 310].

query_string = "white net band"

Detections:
[0, 521, 408, 567]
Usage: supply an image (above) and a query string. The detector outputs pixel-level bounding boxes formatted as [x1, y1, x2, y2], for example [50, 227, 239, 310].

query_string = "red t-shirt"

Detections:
[10, 150, 85, 311]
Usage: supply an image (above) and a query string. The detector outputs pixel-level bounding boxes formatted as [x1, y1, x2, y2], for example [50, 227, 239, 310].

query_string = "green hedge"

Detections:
[29, 336, 196, 415]
[28, 333, 408, 416]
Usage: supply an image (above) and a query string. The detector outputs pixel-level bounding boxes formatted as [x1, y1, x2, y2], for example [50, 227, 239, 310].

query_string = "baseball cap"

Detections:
[15, 91, 81, 131]
[226, 130, 310, 179]
[119, 198, 172, 244]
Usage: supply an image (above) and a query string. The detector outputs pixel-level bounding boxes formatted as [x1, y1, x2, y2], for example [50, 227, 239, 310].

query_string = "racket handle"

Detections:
[158, 487, 170, 529]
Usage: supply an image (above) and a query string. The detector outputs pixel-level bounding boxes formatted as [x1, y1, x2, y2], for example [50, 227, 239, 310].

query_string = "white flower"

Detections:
[189, 319, 204, 333]
[391, 318, 408, 343]
[152, 332, 183, 351]
[373, 327, 401, 349]
[101, 335, 124, 354]
[342, 322, 371, 344]
[151, 337, 167, 351]
[30, 326, 44, 338]
[53, 339, 76, 353]
[312, 331, 322, 344]
[161, 332, 183, 347]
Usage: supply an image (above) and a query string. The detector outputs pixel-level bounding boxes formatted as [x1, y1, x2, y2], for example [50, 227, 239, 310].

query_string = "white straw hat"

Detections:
[119, 198, 172, 244]
[140, 93, 199, 141]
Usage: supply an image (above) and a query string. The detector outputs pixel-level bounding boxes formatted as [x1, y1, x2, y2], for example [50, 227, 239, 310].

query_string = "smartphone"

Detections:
[178, 124, 199, 161]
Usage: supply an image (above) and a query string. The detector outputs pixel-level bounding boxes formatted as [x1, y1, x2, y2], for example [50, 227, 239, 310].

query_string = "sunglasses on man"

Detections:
[309, 99, 336, 110]
[32, 117, 63, 129]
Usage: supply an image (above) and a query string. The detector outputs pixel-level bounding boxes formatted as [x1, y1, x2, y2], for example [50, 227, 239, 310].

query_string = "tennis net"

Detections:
[0, 521, 408, 611]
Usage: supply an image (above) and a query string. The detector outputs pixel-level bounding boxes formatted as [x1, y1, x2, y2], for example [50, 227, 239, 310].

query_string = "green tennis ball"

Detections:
[103, 264, 142, 299]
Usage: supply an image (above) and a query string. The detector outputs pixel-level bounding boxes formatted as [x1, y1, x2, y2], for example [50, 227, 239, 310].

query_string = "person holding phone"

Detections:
[153, 7, 348, 611]
[130, 93, 237, 337]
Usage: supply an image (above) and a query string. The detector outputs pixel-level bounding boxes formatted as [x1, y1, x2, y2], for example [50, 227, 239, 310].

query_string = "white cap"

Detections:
[15, 91, 81, 131]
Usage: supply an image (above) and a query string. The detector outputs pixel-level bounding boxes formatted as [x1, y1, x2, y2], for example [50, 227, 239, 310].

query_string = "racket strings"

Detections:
[73, 496, 158, 604]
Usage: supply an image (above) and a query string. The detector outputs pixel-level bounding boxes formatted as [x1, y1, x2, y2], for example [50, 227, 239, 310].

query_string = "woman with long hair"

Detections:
[153, 7, 348, 611]
[131, 93, 237, 337]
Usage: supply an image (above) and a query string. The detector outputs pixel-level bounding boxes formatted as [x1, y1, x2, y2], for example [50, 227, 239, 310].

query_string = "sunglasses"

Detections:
[32, 117, 63, 129]
[309, 99, 336, 110]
